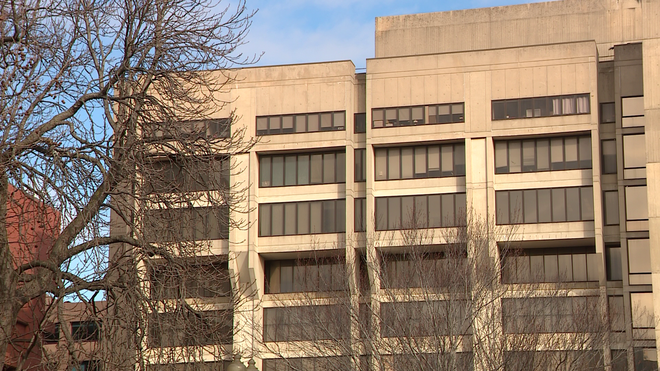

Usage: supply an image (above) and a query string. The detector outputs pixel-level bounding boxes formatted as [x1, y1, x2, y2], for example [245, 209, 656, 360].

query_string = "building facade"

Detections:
[133, 0, 660, 370]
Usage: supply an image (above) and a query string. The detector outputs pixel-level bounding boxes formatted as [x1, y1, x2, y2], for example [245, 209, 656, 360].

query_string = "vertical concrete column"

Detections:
[642, 39, 660, 355]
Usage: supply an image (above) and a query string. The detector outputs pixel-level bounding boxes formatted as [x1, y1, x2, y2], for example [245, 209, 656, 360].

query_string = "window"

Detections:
[625, 186, 648, 220]
[265, 258, 345, 293]
[145, 156, 229, 193]
[607, 247, 623, 281]
[634, 348, 658, 371]
[355, 198, 366, 232]
[601, 140, 617, 174]
[354, 149, 366, 182]
[149, 259, 230, 299]
[502, 297, 600, 333]
[629, 239, 651, 285]
[259, 199, 345, 236]
[380, 301, 471, 337]
[504, 351, 603, 371]
[381, 353, 473, 371]
[501, 247, 598, 284]
[263, 357, 351, 371]
[148, 310, 232, 347]
[143, 206, 229, 242]
[380, 250, 468, 289]
[145, 118, 230, 140]
[494, 135, 591, 174]
[375, 193, 466, 230]
[600, 102, 615, 124]
[354, 113, 366, 133]
[42, 323, 60, 343]
[146, 362, 230, 371]
[263, 305, 349, 342]
[496, 187, 593, 225]
[372, 103, 464, 128]
[631, 293, 655, 339]
[375, 142, 465, 180]
[71, 321, 99, 341]
[71, 360, 101, 371]
[260, 151, 345, 187]
[256, 111, 345, 135]
[623, 134, 646, 178]
[492, 94, 590, 120]
[622, 96, 644, 127]
[603, 191, 620, 225]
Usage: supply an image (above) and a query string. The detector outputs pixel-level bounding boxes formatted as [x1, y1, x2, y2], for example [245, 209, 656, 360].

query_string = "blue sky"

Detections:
[240, 0, 552, 68]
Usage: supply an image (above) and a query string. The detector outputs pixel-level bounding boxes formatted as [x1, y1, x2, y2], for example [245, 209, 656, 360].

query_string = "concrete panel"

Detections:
[438, 74, 451, 103]
[644, 39, 660, 109]
[491, 70, 506, 100]
[384, 78, 397, 106]
[575, 63, 591, 94]
[520, 67, 534, 97]
[423, 74, 438, 105]
[561, 64, 577, 95]
[532, 66, 548, 97]
[620, 65, 644, 97]
[505, 69, 520, 99]
[468, 71, 488, 133]
[646, 109, 660, 163]
[547, 65, 562, 96]
[410, 75, 424, 106]
[451, 73, 465, 103]
[370, 78, 385, 108]
[397, 77, 411, 106]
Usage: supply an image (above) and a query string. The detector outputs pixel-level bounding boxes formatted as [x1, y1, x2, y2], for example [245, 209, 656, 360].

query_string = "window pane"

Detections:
[297, 203, 309, 234]
[530, 140, 548, 173]
[631, 292, 654, 329]
[534, 97, 548, 117]
[629, 239, 651, 274]
[260, 205, 271, 236]
[581, 187, 594, 221]
[623, 134, 647, 169]
[558, 255, 573, 281]
[602, 140, 617, 174]
[298, 155, 310, 184]
[442, 194, 455, 227]
[375, 149, 387, 180]
[415, 196, 428, 228]
[573, 254, 587, 281]
[564, 137, 578, 169]
[401, 196, 414, 228]
[492, 101, 506, 120]
[622, 96, 645, 117]
[333, 112, 345, 129]
[508, 141, 521, 173]
[271, 156, 284, 186]
[336, 200, 345, 232]
[282, 116, 294, 133]
[626, 186, 648, 220]
[428, 146, 440, 176]
[544, 255, 559, 282]
[322, 200, 336, 232]
[521, 98, 534, 118]
[271, 204, 284, 236]
[454, 144, 466, 176]
[336, 152, 346, 183]
[495, 142, 508, 173]
[441, 145, 454, 175]
[310, 202, 322, 233]
[455, 193, 466, 223]
[523, 190, 537, 223]
[578, 136, 592, 168]
[257, 117, 268, 134]
[536, 189, 552, 222]
[354, 149, 365, 182]
[428, 195, 441, 228]
[398, 107, 411, 125]
[295, 115, 307, 132]
[412, 106, 424, 124]
[372, 109, 384, 128]
[562, 96, 576, 114]
[566, 188, 581, 221]
[496, 191, 509, 224]
[601, 102, 615, 123]
[284, 203, 297, 235]
[414, 147, 426, 177]
[607, 247, 622, 281]
[376, 198, 388, 230]
[552, 188, 566, 222]
[310, 154, 323, 183]
[285, 156, 297, 186]
[509, 190, 523, 224]
[401, 148, 414, 179]
[308, 114, 319, 132]
[604, 191, 619, 225]
[269, 116, 281, 132]
[388, 149, 400, 179]
[323, 153, 336, 183]
[505, 100, 519, 119]
[260, 157, 272, 187]
[522, 140, 535, 172]
[388, 197, 401, 230]
[320, 113, 332, 130]
[550, 138, 564, 170]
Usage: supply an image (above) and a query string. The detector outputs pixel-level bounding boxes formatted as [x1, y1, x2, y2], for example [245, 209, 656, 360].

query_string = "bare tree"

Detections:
[258, 213, 623, 371]
[0, 0, 257, 370]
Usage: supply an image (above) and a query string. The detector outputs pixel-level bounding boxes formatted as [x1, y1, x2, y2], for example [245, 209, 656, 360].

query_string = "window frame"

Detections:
[492, 94, 590, 121]
[371, 103, 465, 128]
[256, 111, 346, 136]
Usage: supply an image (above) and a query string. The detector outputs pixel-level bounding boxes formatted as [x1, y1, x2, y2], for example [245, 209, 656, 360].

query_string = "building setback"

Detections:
[133, 0, 660, 370]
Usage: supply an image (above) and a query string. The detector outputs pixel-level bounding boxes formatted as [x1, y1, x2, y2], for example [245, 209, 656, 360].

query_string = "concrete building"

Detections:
[133, 0, 660, 370]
